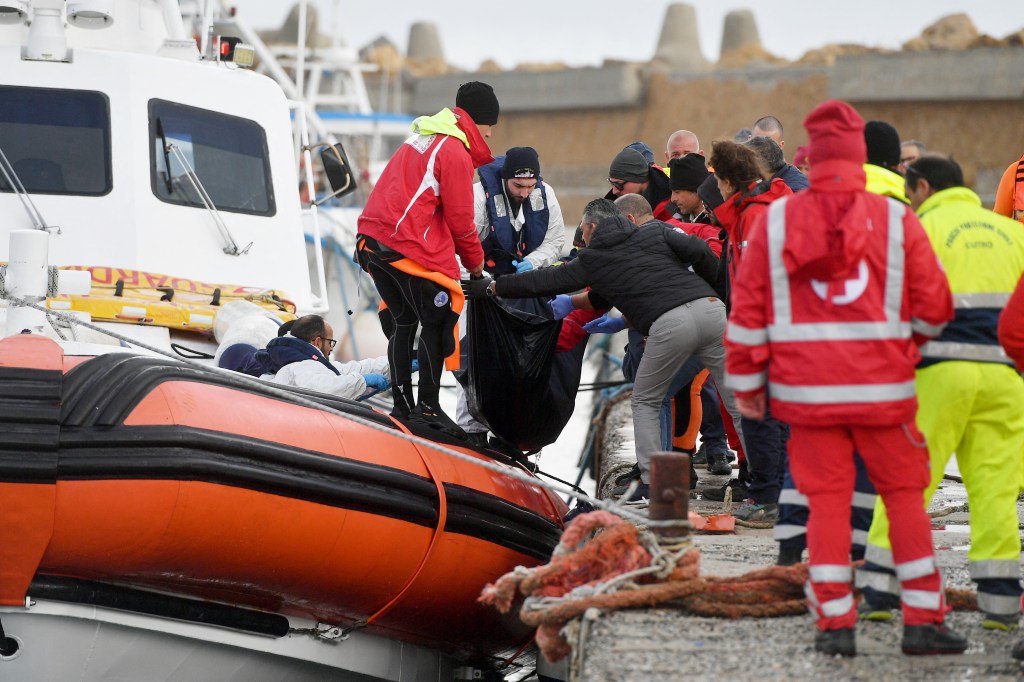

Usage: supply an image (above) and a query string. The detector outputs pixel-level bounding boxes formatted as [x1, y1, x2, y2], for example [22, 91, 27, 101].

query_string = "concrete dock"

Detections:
[570, 397, 1024, 681]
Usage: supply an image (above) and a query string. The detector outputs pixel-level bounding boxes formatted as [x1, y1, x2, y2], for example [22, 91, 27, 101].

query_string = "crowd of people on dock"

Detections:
[226, 77, 1024, 661]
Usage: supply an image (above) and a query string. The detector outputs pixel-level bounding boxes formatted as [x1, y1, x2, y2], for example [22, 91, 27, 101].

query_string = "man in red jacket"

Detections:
[725, 99, 966, 657]
[356, 82, 496, 436]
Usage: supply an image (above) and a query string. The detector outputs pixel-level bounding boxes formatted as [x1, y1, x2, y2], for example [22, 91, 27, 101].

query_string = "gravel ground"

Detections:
[570, 398, 1024, 681]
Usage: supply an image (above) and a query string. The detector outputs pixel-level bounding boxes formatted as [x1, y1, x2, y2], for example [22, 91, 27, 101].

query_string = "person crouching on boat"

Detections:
[251, 315, 390, 400]
[356, 81, 498, 438]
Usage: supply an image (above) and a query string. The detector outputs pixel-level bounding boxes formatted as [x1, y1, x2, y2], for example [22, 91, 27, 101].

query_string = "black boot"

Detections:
[901, 623, 968, 655]
[776, 545, 804, 566]
[707, 453, 732, 476]
[407, 403, 467, 439]
[815, 627, 856, 657]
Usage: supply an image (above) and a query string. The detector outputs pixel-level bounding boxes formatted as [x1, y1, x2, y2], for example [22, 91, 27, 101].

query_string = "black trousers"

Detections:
[356, 237, 457, 417]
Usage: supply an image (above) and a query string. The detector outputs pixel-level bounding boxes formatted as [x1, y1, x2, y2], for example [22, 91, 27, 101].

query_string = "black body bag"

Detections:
[463, 296, 585, 452]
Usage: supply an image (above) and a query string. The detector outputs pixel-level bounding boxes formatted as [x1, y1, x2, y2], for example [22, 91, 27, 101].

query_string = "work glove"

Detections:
[410, 359, 419, 373]
[460, 276, 494, 300]
[362, 373, 390, 392]
[513, 259, 534, 273]
[582, 314, 626, 334]
[548, 294, 574, 320]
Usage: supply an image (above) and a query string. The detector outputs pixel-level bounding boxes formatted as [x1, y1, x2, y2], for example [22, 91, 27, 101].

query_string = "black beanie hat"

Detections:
[697, 174, 725, 212]
[500, 146, 540, 179]
[668, 154, 710, 192]
[864, 120, 901, 170]
[455, 81, 499, 126]
[608, 149, 650, 183]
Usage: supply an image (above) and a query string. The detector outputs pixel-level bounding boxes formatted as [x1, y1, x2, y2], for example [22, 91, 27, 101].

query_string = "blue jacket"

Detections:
[772, 163, 809, 192]
[248, 336, 340, 377]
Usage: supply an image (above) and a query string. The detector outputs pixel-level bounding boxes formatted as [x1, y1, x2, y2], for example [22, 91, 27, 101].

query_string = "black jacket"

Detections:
[495, 216, 719, 335]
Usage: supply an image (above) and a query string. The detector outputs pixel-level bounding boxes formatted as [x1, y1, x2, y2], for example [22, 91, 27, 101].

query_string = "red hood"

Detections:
[808, 158, 866, 193]
[782, 191, 871, 283]
[453, 107, 495, 168]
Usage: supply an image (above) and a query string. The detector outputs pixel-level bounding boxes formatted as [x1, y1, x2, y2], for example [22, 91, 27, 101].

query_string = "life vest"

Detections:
[477, 157, 549, 270]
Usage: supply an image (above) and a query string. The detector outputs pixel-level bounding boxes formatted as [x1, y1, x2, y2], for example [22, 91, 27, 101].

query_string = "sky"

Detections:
[228, 1, 1016, 71]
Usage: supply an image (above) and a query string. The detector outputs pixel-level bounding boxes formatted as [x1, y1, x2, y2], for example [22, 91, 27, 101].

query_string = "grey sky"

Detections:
[229, 1, 1016, 70]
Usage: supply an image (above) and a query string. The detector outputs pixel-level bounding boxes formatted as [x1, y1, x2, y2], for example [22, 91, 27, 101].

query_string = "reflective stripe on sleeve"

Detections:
[726, 322, 768, 346]
[725, 371, 766, 392]
[911, 318, 947, 337]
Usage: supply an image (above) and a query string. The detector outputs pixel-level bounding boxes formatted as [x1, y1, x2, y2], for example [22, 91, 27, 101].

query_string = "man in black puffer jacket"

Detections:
[465, 194, 746, 501]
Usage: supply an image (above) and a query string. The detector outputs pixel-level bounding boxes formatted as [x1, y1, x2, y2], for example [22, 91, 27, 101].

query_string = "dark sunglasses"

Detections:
[607, 178, 626, 191]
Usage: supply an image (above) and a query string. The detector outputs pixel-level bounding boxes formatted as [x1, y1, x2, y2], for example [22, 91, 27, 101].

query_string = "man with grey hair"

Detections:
[746, 135, 808, 192]
[899, 140, 927, 175]
[466, 193, 745, 501]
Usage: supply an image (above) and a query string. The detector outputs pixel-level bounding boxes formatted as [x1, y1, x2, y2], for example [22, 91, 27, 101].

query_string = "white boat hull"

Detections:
[0, 601, 456, 681]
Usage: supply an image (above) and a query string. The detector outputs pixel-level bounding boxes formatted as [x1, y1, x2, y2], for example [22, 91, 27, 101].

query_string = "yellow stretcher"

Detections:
[46, 266, 297, 334]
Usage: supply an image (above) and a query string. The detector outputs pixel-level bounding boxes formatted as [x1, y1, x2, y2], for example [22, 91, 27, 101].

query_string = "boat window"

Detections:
[0, 86, 111, 196]
[149, 99, 276, 216]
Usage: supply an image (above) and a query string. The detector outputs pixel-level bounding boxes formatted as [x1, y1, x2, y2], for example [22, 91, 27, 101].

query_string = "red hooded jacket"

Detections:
[714, 177, 792, 281]
[724, 101, 953, 427]
[357, 107, 490, 279]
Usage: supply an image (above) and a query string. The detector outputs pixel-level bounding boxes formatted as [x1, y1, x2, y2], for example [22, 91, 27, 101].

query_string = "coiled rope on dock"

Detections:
[479, 510, 981, 663]
[479, 510, 809, 662]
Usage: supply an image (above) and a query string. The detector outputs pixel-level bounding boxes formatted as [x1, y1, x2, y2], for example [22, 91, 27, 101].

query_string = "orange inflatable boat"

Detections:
[0, 334, 567, 667]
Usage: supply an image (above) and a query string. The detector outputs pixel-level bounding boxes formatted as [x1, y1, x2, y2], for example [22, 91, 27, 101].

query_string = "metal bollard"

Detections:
[648, 451, 690, 539]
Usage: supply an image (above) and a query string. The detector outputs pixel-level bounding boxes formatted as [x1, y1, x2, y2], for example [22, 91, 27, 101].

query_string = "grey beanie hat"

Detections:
[608, 149, 650, 183]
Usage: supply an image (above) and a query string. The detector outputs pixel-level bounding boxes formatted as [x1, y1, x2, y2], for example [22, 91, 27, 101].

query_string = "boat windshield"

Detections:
[0, 86, 111, 196]
[149, 99, 275, 217]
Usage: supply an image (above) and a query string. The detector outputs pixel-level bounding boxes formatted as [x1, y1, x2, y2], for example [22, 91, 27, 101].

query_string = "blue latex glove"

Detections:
[548, 294, 574, 320]
[410, 359, 419, 373]
[513, 259, 534, 273]
[582, 314, 626, 334]
[362, 373, 390, 391]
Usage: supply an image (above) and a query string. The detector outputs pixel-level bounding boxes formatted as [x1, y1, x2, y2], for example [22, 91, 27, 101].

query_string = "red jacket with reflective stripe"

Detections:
[725, 167, 953, 427]
[356, 107, 489, 279]
[999, 274, 1024, 371]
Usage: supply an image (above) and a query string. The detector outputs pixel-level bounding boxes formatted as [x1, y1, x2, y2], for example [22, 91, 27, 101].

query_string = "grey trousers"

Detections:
[632, 296, 745, 483]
